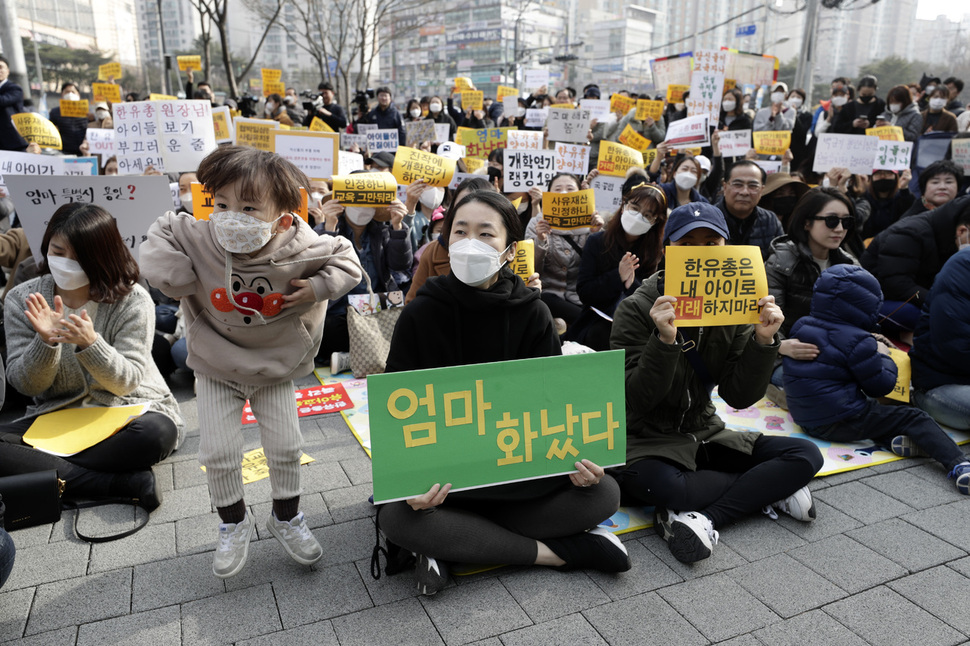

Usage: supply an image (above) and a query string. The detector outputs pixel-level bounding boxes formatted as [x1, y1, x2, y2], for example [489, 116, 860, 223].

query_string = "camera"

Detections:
[353, 89, 375, 112]
[234, 93, 260, 118]
[300, 89, 321, 101]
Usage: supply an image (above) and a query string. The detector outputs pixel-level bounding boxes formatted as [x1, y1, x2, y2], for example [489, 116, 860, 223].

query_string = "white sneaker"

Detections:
[655, 508, 719, 564]
[212, 513, 255, 579]
[266, 511, 323, 566]
[766, 485, 816, 522]
[331, 351, 351, 375]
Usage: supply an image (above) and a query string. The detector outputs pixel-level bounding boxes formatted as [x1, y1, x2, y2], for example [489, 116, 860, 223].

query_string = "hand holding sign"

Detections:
[754, 295, 784, 345]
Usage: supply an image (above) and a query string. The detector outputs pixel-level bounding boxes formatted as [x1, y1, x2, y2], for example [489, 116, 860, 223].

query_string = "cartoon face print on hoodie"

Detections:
[210, 273, 286, 324]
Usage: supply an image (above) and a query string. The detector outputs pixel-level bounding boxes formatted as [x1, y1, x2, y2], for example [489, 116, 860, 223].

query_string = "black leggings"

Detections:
[615, 436, 822, 529]
[377, 476, 620, 565]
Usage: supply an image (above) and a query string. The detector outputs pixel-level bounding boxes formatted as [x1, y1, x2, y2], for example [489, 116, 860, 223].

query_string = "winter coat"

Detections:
[911, 249, 970, 391]
[715, 197, 784, 260]
[0, 80, 27, 151]
[575, 230, 657, 316]
[365, 104, 406, 144]
[526, 216, 590, 306]
[888, 103, 922, 142]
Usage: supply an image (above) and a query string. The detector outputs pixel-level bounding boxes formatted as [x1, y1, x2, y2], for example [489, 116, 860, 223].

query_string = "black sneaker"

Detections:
[655, 508, 718, 564]
[414, 553, 449, 595]
[543, 527, 632, 572]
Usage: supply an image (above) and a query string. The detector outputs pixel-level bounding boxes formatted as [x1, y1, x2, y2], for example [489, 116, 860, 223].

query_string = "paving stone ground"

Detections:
[3, 372, 970, 645]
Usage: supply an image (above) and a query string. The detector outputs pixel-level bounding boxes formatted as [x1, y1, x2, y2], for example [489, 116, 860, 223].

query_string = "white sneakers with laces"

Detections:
[212, 513, 255, 579]
[266, 511, 324, 566]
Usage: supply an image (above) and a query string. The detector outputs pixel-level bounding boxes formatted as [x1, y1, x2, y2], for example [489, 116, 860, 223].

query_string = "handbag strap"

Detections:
[680, 328, 716, 396]
[563, 235, 584, 256]
[65, 499, 150, 543]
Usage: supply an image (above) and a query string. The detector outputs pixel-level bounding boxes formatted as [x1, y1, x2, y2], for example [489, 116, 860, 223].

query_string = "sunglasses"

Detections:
[812, 215, 855, 230]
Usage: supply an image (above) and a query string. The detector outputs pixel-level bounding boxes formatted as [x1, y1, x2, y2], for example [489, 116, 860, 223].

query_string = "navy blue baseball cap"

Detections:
[664, 202, 730, 243]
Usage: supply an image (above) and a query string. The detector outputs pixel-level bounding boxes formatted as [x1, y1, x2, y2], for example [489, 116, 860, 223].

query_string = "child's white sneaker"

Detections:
[267, 511, 323, 566]
[331, 351, 351, 375]
[213, 513, 254, 578]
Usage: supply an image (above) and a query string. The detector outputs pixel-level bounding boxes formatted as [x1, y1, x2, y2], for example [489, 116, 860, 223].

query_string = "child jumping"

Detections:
[784, 264, 970, 494]
[142, 146, 362, 577]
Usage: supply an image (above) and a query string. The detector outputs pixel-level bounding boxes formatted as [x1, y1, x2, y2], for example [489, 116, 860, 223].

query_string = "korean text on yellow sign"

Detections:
[886, 348, 911, 403]
[509, 239, 534, 284]
[667, 84, 689, 103]
[461, 91, 484, 111]
[211, 106, 233, 143]
[456, 127, 514, 160]
[191, 182, 309, 222]
[496, 85, 518, 100]
[309, 117, 335, 133]
[618, 124, 652, 152]
[177, 55, 202, 71]
[635, 100, 664, 122]
[865, 126, 904, 142]
[261, 68, 282, 83]
[59, 99, 89, 118]
[597, 140, 643, 177]
[392, 146, 456, 188]
[542, 189, 595, 230]
[93, 83, 122, 103]
[332, 174, 398, 206]
[453, 77, 474, 90]
[233, 117, 279, 152]
[609, 94, 636, 115]
[263, 81, 285, 97]
[752, 131, 791, 156]
[463, 157, 485, 172]
[12, 113, 62, 149]
[664, 245, 769, 327]
[98, 62, 122, 79]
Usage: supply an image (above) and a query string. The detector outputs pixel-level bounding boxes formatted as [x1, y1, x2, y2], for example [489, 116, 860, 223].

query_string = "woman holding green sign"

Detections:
[376, 190, 630, 595]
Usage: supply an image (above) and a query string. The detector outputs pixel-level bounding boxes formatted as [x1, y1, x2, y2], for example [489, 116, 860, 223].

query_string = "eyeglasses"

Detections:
[727, 180, 762, 191]
[811, 215, 855, 230]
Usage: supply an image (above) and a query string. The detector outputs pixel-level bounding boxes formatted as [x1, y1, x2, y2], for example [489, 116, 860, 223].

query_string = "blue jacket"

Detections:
[911, 249, 970, 391]
[784, 265, 897, 427]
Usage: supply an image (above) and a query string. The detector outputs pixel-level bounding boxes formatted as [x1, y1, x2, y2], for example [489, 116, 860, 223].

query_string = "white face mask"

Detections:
[787, 97, 803, 109]
[449, 238, 511, 287]
[96, 109, 110, 121]
[309, 191, 324, 207]
[831, 96, 848, 107]
[210, 211, 282, 254]
[179, 192, 193, 212]
[925, 85, 936, 95]
[674, 171, 697, 190]
[47, 255, 90, 290]
[344, 206, 376, 225]
[516, 107, 526, 117]
[771, 92, 785, 104]
[889, 103, 902, 113]
[63, 92, 80, 102]
[620, 208, 653, 236]
[929, 98, 946, 110]
[722, 100, 736, 112]
[675, 102, 685, 112]
[410, 108, 422, 118]
[429, 103, 442, 113]
[419, 186, 444, 210]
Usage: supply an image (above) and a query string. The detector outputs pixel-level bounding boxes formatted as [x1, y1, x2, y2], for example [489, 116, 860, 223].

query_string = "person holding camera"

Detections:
[302, 82, 348, 131]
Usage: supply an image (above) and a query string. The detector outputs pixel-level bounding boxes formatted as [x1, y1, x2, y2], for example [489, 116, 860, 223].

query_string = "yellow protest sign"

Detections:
[23, 404, 149, 456]
[310, 116, 335, 133]
[866, 126, 904, 142]
[886, 348, 912, 403]
[684, 147, 702, 156]
[456, 126, 514, 159]
[12, 113, 62, 149]
[724, 79, 737, 90]
[453, 77, 474, 90]
[149, 93, 178, 101]
[263, 81, 285, 97]
[635, 99, 664, 122]
[92, 83, 122, 103]
[177, 55, 202, 71]
[618, 124, 652, 152]
[98, 62, 121, 79]
[461, 91, 484, 111]
[392, 146, 456, 188]
[664, 245, 768, 327]
[261, 68, 282, 83]
[550, 103, 575, 109]
[200, 447, 314, 484]
[496, 85, 518, 100]
[610, 94, 636, 115]
[463, 156, 485, 172]
[643, 148, 658, 167]
[509, 239, 535, 284]
[667, 84, 689, 103]
[752, 131, 791, 156]
[233, 117, 279, 151]
[597, 140, 643, 177]
[541, 189, 595, 230]
[193, 182, 308, 221]
[212, 106, 233, 143]
[59, 99, 89, 118]
[332, 174, 398, 206]
[249, 78, 261, 90]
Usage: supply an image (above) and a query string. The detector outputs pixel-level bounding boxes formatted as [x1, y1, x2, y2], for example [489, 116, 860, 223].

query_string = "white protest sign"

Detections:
[433, 123, 451, 143]
[754, 160, 782, 175]
[367, 129, 399, 153]
[113, 100, 217, 174]
[341, 133, 368, 152]
[63, 157, 99, 175]
[554, 142, 590, 175]
[665, 114, 710, 149]
[524, 69, 550, 91]
[503, 149, 556, 191]
[0, 151, 67, 178]
[503, 96, 519, 119]
[273, 131, 338, 180]
[547, 108, 592, 144]
[356, 123, 378, 134]
[874, 140, 913, 172]
[688, 49, 728, 123]
[952, 139, 970, 173]
[86, 128, 115, 158]
[590, 174, 624, 214]
[3, 175, 174, 262]
[525, 109, 548, 128]
[580, 99, 610, 122]
[650, 54, 693, 92]
[170, 182, 181, 209]
[448, 171, 480, 190]
[718, 129, 751, 158]
[338, 151, 364, 175]
[506, 129, 544, 150]
[812, 134, 881, 175]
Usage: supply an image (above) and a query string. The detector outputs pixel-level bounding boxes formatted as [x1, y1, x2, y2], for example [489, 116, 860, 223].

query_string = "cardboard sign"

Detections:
[0, 152, 66, 188]
[456, 127, 513, 159]
[752, 131, 791, 156]
[12, 113, 62, 149]
[263, 81, 285, 98]
[367, 129, 399, 153]
[86, 128, 115, 158]
[64, 157, 99, 175]
[113, 100, 217, 174]
[651, 53, 693, 90]
[590, 174, 624, 214]
[886, 348, 911, 403]
[233, 116, 279, 152]
[60, 99, 89, 118]
[433, 123, 451, 143]
[98, 62, 122, 79]
[874, 140, 913, 172]
[865, 126, 904, 142]
[211, 106, 234, 144]
[666, 84, 690, 103]
[369, 351, 626, 503]
[93, 83, 122, 103]
[523, 69, 550, 91]
[4, 175, 173, 261]
[618, 124, 652, 152]
[273, 130, 339, 180]
[308, 116, 334, 133]
[525, 109, 548, 128]
[190, 182, 308, 222]
[496, 85, 519, 100]
[635, 99, 664, 122]
[597, 141, 643, 177]
[610, 94, 636, 116]
[718, 129, 752, 158]
[547, 107, 592, 144]
[260, 68, 282, 83]
[664, 245, 768, 327]
[951, 139, 970, 173]
[504, 150, 556, 190]
[812, 134, 881, 175]
[332, 173, 398, 206]
[405, 119, 436, 147]
[177, 55, 202, 71]
[542, 189, 595, 229]
[665, 114, 710, 149]
[338, 151, 364, 175]
[506, 129, 544, 151]
[509, 238, 534, 284]
[461, 90, 484, 111]
[553, 142, 590, 175]
[341, 133, 368, 152]
[392, 146, 456, 188]
[579, 99, 610, 121]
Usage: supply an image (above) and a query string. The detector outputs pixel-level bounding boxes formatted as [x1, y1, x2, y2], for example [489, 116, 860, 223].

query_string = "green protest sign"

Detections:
[369, 351, 626, 503]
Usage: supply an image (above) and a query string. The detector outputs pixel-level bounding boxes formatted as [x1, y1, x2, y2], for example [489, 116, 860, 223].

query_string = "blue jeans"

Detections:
[155, 304, 179, 334]
[0, 527, 14, 589]
[770, 364, 784, 388]
[172, 337, 189, 371]
[913, 385, 970, 431]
